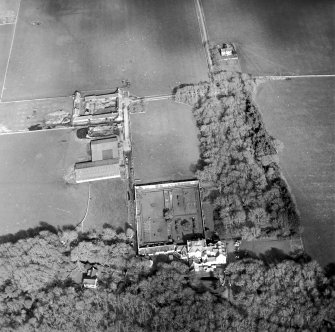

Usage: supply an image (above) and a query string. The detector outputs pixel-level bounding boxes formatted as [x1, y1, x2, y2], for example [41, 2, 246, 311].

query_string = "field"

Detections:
[0, 0, 20, 22]
[0, 24, 12, 92]
[0, 128, 91, 235]
[0, 97, 73, 132]
[1, 0, 208, 101]
[130, 99, 200, 184]
[83, 179, 128, 232]
[255, 78, 335, 266]
[202, 0, 334, 75]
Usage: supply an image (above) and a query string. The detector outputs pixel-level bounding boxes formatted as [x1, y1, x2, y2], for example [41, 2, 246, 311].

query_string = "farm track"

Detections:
[194, 0, 213, 75]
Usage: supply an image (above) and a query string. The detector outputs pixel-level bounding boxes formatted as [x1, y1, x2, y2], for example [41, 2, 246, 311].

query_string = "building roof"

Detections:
[75, 159, 120, 183]
[83, 278, 98, 288]
[91, 137, 119, 161]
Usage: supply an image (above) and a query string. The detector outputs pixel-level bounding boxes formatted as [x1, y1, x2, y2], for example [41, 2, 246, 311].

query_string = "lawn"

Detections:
[0, 128, 91, 235]
[255, 78, 335, 266]
[83, 179, 128, 232]
[2, 0, 208, 101]
[130, 99, 200, 184]
[202, 0, 334, 75]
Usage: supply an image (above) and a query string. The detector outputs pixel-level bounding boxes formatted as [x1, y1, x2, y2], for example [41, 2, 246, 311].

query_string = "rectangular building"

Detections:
[91, 137, 119, 162]
[75, 159, 120, 183]
[135, 181, 205, 255]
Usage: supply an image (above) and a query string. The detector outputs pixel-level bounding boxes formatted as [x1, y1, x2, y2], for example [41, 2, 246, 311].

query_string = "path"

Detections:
[75, 183, 91, 232]
[194, 0, 213, 75]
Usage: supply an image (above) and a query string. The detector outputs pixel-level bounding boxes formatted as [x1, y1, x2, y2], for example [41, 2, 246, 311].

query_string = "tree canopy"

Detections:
[175, 71, 299, 240]
[0, 228, 334, 331]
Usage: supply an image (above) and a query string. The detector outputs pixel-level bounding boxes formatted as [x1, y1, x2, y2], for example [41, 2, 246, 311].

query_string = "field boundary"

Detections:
[0, 22, 15, 26]
[258, 74, 335, 80]
[0, 0, 21, 101]
[0, 126, 73, 136]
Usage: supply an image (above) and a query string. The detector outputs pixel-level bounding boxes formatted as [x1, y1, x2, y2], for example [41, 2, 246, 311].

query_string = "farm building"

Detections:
[72, 90, 121, 126]
[91, 137, 119, 161]
[220, 43, 234, 56]
[74, 137, 121, 183]
[75, 159, 120, 183]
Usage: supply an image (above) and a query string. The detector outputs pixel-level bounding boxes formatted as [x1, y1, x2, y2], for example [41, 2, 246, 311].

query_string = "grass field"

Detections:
[255, 78, 335, 266]
[83, 179, 128, 232]
[130, 99, 200, 184]
[1, 0, 208, 101]
[202, 0, 334, 75]
[0, 128, 91, 235]
[0, 97, 73, 132]
[0, 24, 13, 93]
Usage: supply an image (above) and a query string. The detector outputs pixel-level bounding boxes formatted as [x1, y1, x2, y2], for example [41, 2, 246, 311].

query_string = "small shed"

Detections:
[83, 267, 98, 289]
[220, 43, 234, 57]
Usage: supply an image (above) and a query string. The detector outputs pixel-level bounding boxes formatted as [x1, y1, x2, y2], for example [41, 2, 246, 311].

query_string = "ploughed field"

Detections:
[256, 78, 335, 266]
[203, 0, 334, 75]
[0, 129, 90, 235]
[130, 99, 200, 184]
[1, 0, 208, 101]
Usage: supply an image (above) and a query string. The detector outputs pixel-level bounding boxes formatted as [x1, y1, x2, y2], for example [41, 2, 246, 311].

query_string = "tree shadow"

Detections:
[125, 222, 134, 231]
[115, 226, 125, 234]
[259, 248, 292, 265]
[62, 224, 76, 231]
[0, 221, 58, 245]
[324, 262, 335, 278]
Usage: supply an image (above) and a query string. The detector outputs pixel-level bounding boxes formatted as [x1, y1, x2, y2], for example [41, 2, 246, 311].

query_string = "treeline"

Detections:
[174, 71, 299, 240]
[0, 228, 334, 331]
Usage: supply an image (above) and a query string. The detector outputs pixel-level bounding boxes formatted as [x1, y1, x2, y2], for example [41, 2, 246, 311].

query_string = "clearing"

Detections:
[255, 77, 335, 266]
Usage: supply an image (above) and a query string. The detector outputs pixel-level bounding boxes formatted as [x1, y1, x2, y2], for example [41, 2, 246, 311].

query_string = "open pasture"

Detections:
[202, 0, 334, 75]
[256, 78, 335, 266]
[0, 24, 13, 94]
[0, 128, 90, 235]
[2, 0, 208, 101]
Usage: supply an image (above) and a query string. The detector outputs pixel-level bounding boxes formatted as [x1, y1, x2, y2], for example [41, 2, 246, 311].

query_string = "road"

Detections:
[194, 0, 213, 75]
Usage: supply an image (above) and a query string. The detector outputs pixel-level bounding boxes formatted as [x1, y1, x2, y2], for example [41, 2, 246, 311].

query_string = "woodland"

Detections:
[174, 71, 299, 240]
[0, 226, 334, 331]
